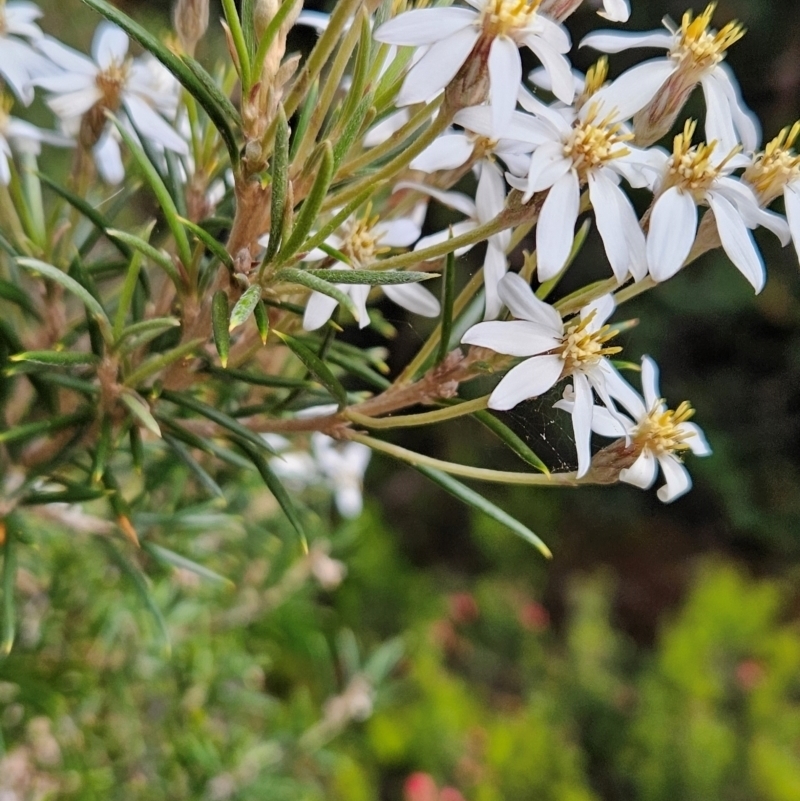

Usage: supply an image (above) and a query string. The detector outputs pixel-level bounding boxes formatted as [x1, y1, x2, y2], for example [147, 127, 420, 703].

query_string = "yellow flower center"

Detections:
[744, 121, 800, 204]
[563, 103, 633, 181]
[480, 0, 542, 39]
[95, 59, 130, 112]
[558, 311, 622, 373]
[670, 3, 745, 73]
[664, 119, 739, 200]
[339, 207, 390, 265]
[576, 57, 609, 109]
[632, 400, 695, 456]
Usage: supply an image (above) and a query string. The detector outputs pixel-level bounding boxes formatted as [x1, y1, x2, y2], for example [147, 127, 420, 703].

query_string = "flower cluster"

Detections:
[1, 0, 798, 591]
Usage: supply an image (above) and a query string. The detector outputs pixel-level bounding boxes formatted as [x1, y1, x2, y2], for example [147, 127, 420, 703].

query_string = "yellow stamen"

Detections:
[480, 0, 542, 38]
[744, 121, 800, 203]
[579, 57, 609, 104]
[559, 310, 622, 373]
[563, 102, 633, 181]
[339, 203, 391, 265]
[633, 400, 695, 456]
[672, 3, 745, 72]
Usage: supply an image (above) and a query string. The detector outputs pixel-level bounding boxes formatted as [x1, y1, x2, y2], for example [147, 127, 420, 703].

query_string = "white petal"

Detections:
[589, 170, 647, 282]
[415, 220, 477, 256]
[517, 84, 574, 133]
[350, 283, 371, 328]
[716, 178, 790, 243]
[707, 191, 766, 293]
[599, 359, 647, 421]
[488, 354, 564, 410]
[336, 485, 364, 518]
[374, 8, 477, 45]
[124, 95, 188, 155]
[454, 105, 553, 146]
[47, 86, 102, 120]
[709, 63, 761, 152]
[93, 132, 124, 184]
[397, 180, 477, 218]
[296, 10, 331, 33]
[571, 371, 594, 478]
[476, 161, 506, 224]
[92, 22, 129, 69]
[397, 27, 480, 105]
[410, 134, 474, 172]
[461, 320, 560, 356]
[701, 72, 738, 156]
[647, 187, 697, 282]
[303, 291, 339, 331]
[580, 30, 673, 53]
[598, 0, 631, 22]
[383, 282, 441, 317]
[523, 142, 571, 201]
[640, 355, 660, 411]
[364, 109, 411, 148]
[581, 293, 615, 329]
[536, 170, 580, 280]
[785, 184, 800, 264]
[591, 59, 677, 121]
[524, 36, 575, 105]
[0, 148, 10, 185]
[680, 422, 712, 457]
[620, 451, 659, 489]
[36, 36, 97, 75]
[482, 243, 509, 320]
[531, 15, 572, 53]
[488, 37, 522, 135]
[497, 272, 563, 331]
[374, 217, 422, 248]
[656, 455, 692, 502]
[590, 405, 632, 438]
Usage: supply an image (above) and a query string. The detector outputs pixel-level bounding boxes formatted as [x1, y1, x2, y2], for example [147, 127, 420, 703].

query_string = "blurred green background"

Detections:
[3, 0, 800, 799]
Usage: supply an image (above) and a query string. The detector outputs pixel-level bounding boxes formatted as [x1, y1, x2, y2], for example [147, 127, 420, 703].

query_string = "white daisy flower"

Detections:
[646, 120, 790, 292]
[457, 100, 651, 283]
[0, 1, 57, 104]
[540, 0, 630, 23]
[282, 204, 439, 331]
[582, 4, 759, 151]
[374, 0, 574, 135]
[35, 22, 187, 183]
[555, 356, 711, 502]
[461, 272, 633, 476]
[0, 95, 71, 185]
[405, 161, 511, 319]
[743, 122, 800, 264]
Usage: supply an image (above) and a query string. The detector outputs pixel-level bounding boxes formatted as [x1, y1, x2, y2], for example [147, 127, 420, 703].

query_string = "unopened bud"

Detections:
[254, 0, 302, 79]
[173, 0, 209, 56]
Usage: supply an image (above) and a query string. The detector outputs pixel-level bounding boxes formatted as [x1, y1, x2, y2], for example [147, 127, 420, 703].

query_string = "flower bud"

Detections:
[173, 0, 209, 56]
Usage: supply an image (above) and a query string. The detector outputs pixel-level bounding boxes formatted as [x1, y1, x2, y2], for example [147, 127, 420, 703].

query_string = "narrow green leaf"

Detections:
[144, 542, 234, 586]
[212, 290, 231, 367]
[333, 92, 375, 168]
[276, 268, 360, 324]
[317, 242, 352, 266]
[123, 338, 204, 387]
[363, 637, 404, 684]
[16, 258, 111, 335]
[179, 217, 234, 272]
[279, 141, 334, 261]
[0, 410, 91, 445]
[158, 417, 255, 470]
[264, 105, 290, 263]
[221, 0, 252, 89]
[289, 79, 318, 162]
[473, 410, 550, 474]
[242, 0, 256, 58]
[160, 389, 278, 455]
[163, 434, 225, 499]
[114, 249, 144, 339]
[114, 317, 181, 350]
[437, 248, 456, 364]
[107, 229, 181, 288]
[304, 269, 435, 286]
[10, 350, 100, 367]
[254, 301, 270, 345]
[101, 539, 171, 654]
[121, 392, 162, 437]
[80, 0, 240, 166]
[38, 173, 132, 260]
[414, 465, 552, 558]
[205, 365, 316, 389]
[274, 331, 347, 407]
[1, 521, 17, 657]
[129, 424, 144, 472]
[92, 416, 113, 484]
[324, 350, 391, 391]
[108, 117, 193, 270]
[253, 0, 303, 87]
[23, 487, 108, 505]
[238, 440, 308, 549]
[229, 284, 263, 331]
